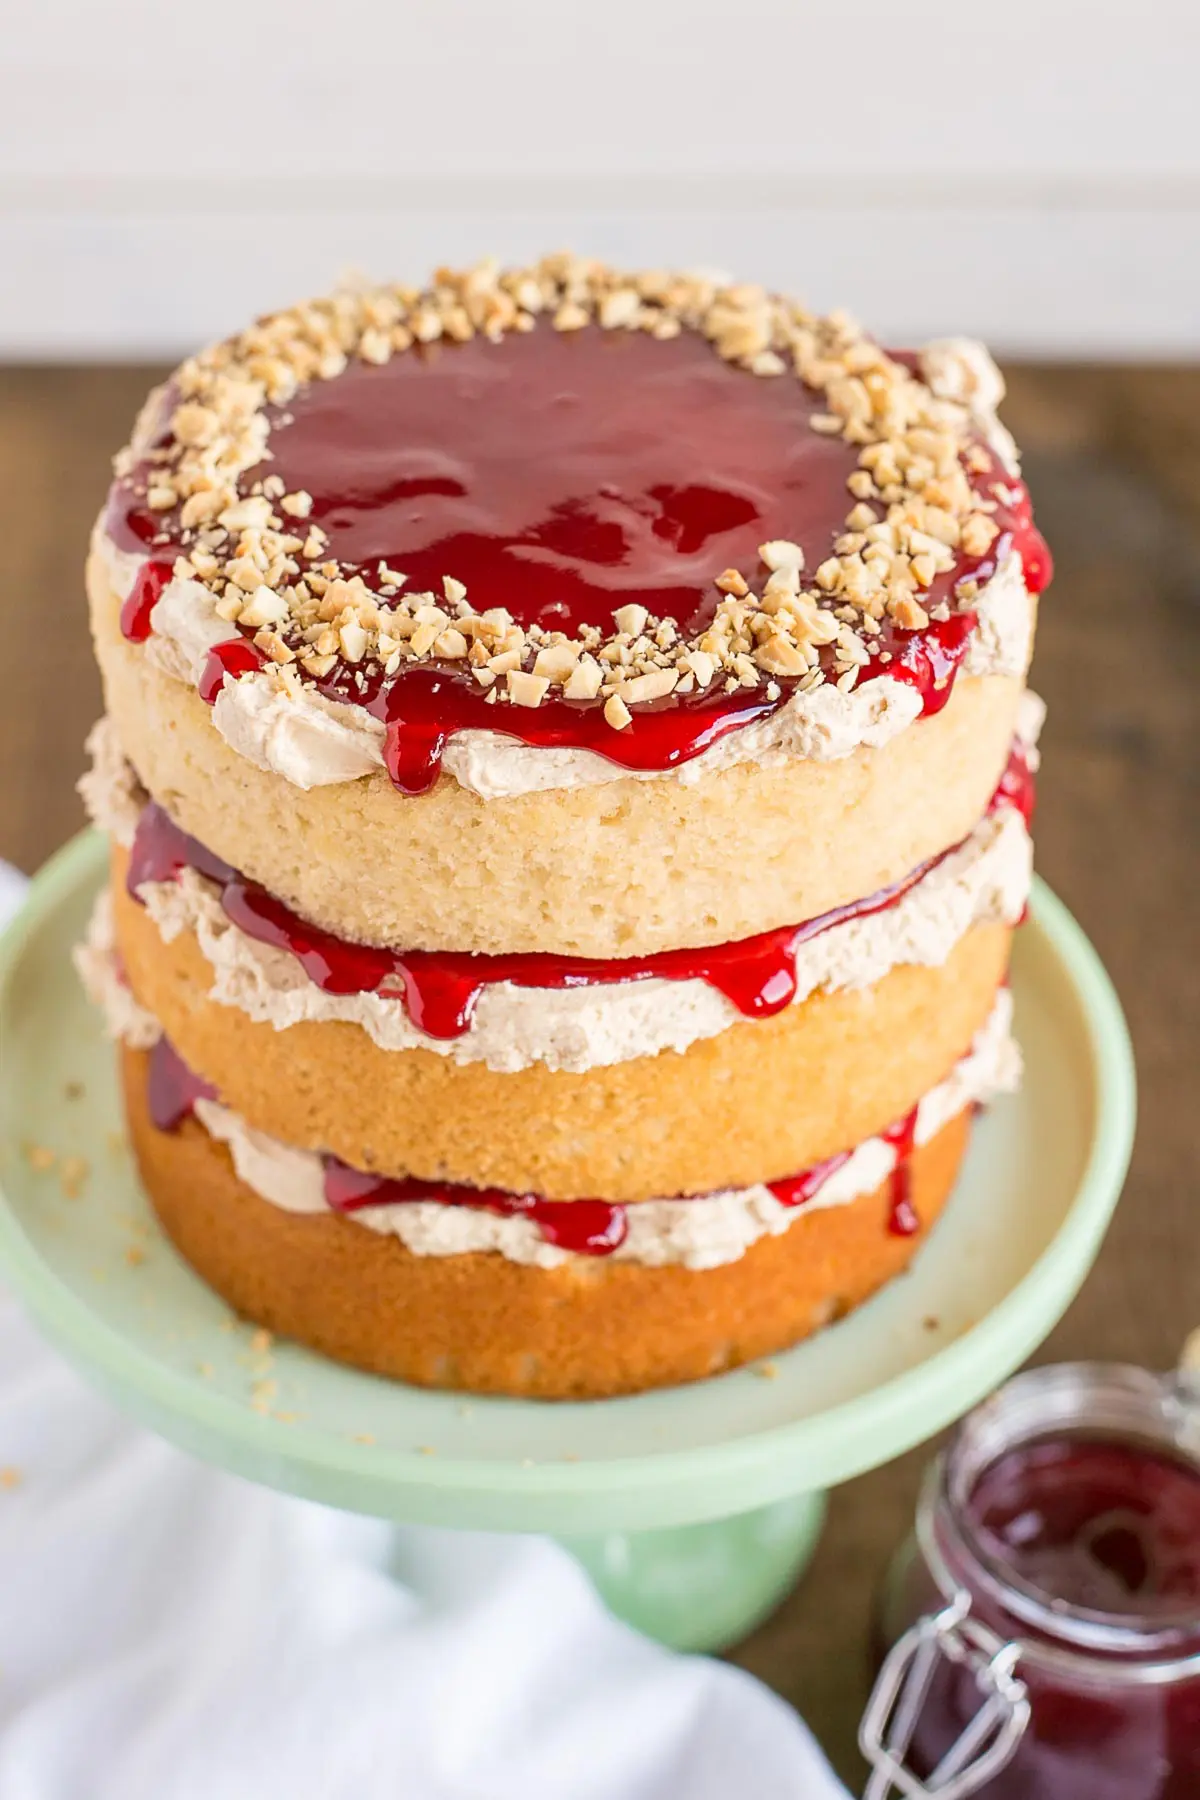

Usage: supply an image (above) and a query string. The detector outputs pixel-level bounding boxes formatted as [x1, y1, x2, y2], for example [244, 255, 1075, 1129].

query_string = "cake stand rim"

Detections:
[0, 830, 1136, 1530]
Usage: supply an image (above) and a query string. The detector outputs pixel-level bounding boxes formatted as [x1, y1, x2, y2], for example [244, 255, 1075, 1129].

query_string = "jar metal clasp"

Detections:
[859, 1590, 1030, 1798]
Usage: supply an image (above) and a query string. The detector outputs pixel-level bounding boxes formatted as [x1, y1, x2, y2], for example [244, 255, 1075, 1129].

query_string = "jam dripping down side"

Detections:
[765, 1104, 922, 1236]
[859, 611, 975, 718]
[118, 559, 173, 643]
[324, 1161, 629, 1258]
[364, 494, 1052, 795]
[1010, 511, 1054, 599]
[146, 1035, 218, 1131]
[881, 1108, 920, 1236]
[988, 735, 1036, 829]
[117, 536, 1045, 797]
[377, 669, 784, 798]
[350, 509, 1050, 795]
[125, 730, 1031, 1044]
[367, 489, 1050, 799]
[198, 638, 270, 705]
[115, 558, 1039, 801]
[125, 809, 932, 1037]
[764, 1149, 852, 1208]
[325, 1104, 923, 1256]
[144, 1035, 928, 1257]
[127, 803, 396, 999]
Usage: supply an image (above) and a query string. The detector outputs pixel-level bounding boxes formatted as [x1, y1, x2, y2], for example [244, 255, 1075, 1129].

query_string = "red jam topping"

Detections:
[972, 1436, 1200, 1617]
[108, 325, 1051, 792]
[127, 732, 1030, 1043]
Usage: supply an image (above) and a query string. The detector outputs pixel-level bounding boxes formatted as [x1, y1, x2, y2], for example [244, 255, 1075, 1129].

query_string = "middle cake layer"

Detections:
[102, 858, 1010, 1199]
[81, 689, 1029, 1203]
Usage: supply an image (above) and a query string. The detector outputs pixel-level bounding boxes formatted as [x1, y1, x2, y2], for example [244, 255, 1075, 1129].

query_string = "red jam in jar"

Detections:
[869, 1364, 1200, 1798]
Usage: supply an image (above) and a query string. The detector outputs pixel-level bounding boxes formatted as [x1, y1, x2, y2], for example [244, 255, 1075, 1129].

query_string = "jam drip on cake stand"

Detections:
[108, 326, 1052, 794]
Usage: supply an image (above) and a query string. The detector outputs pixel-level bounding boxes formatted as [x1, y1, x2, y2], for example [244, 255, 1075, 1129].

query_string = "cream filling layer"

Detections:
[82, 713, 1037, 1075]
[78, 936, 1019, 1270]
[95, 544, 1032, 802]
[72, 891, 161, 1052]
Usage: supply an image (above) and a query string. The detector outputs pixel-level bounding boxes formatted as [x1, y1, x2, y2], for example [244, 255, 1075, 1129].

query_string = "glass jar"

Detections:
[862, 1363, 1200, 1798]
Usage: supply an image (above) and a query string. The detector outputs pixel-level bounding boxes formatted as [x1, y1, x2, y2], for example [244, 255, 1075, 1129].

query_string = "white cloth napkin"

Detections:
[0, 860, 849, 1800]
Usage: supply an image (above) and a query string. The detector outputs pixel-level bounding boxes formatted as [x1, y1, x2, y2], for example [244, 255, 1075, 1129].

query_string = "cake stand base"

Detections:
[0, 836, 1136, 1652]
[561, 1491, 828, 1650]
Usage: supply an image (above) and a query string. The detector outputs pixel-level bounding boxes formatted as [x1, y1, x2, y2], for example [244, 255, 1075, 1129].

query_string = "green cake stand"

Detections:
[0, 833, 1135, 1651]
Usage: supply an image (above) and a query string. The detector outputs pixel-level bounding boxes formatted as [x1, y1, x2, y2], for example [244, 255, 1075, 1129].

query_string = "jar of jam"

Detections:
[862, 1362, 1200, 1798]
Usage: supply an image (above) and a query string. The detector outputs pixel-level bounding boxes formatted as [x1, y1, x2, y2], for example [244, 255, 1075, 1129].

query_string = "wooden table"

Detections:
[2, 365, 1198, 1789]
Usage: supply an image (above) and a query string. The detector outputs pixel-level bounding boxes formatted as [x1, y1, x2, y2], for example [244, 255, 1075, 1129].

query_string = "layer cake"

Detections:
[76, 257, 1050, 1397]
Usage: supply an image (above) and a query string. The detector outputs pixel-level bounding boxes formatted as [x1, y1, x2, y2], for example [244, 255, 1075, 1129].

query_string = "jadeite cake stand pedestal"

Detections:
[0, 834, 1135, 1652]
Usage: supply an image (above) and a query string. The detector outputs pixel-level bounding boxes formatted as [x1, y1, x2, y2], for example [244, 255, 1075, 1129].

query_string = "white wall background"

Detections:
[1, 0, 1197, 358]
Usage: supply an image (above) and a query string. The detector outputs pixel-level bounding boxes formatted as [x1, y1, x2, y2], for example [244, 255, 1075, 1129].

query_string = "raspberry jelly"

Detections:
[871, 1363, 1200, 1798]
[108, 324, 1052, 793]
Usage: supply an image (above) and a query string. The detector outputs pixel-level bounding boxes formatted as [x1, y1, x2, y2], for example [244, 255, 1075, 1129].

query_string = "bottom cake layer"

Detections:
[122, 1043, 972, 1399]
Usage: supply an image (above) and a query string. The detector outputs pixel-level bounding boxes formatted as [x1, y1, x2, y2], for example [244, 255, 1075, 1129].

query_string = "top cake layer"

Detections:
[99, 256, 1049, 803]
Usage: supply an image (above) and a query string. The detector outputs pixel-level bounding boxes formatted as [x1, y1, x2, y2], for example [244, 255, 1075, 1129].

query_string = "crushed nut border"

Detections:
[114, 254, 1006, 727]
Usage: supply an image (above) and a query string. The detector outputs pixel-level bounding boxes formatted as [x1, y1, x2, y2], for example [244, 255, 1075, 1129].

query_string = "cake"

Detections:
[76, 257, 1050, 1398]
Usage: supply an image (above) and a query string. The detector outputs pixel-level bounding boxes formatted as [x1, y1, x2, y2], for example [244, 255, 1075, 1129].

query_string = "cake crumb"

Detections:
[197, 1361, 215, 1380]
[124, 1244, 145, 1268]
[0, 1467, 22, 1490]
[923, 1316, 941, 1332]
[64, 1080, 84, 1101]
[59, 1156, 89, 1199]
[416, 1444, 436, 1457]
[754, 1360, 780, 1380]
[352, 1432, 376, 1445]
[249, 1328, 274, 1357]
[23, 1143, 56, 1173]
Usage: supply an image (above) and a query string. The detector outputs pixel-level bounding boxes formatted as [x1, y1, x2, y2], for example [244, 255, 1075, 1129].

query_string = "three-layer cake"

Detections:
[77, 257, 1050, 1397]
